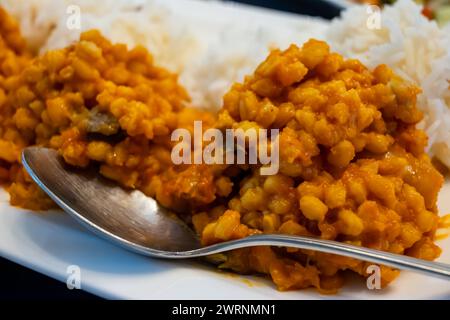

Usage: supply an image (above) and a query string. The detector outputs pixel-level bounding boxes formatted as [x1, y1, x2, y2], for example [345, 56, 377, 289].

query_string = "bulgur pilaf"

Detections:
[0, 7, 445, 293]
[192, 41, 443, 291]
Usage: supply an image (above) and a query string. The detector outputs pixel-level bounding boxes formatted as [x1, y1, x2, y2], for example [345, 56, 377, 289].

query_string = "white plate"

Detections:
[0, 0, 449, 300]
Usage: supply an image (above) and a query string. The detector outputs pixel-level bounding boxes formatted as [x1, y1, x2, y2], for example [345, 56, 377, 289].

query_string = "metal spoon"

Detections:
[22, 147, 450, 281]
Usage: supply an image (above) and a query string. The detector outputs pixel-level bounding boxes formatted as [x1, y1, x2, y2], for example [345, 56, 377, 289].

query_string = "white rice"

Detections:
[327, 0, 450, 167]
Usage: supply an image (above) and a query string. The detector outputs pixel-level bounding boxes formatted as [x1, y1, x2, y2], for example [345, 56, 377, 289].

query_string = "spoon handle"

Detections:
[177, 234, 450, 281]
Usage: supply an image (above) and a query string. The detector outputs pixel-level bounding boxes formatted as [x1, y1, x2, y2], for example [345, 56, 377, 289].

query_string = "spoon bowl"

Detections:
[22, 147, 201, 254]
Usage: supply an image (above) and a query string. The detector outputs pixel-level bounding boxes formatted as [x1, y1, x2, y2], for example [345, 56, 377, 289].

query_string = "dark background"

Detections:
[0, 0, 343, 300]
